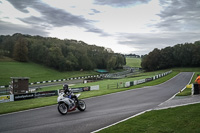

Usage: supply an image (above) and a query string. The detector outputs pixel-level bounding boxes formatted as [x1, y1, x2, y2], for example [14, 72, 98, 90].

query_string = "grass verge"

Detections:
[0, 71, 177, 115]
[177, 72, 200, 96]
[34, 70, 178, 99]
[0, 96, 57, 115]
[0, 61, 98, 86]
[98, 103, 200, 133]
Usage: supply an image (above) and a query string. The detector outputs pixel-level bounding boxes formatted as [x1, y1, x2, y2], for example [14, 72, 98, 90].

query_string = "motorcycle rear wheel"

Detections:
[77, 100, 86, 111]
[58, 103, 68, 115]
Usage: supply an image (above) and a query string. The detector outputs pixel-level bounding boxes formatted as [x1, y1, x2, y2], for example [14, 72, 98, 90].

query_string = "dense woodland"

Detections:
[141, 41, 200, 71]
[0, 33, 126, 71]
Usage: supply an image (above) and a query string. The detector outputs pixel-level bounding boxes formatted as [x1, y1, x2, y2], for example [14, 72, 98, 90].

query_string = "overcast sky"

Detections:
[0, 0, 200, 55]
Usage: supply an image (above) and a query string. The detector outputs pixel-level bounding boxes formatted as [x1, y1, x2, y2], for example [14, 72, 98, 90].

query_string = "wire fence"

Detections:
[0, 88, 10, 95]
[107, 82, 125, 89]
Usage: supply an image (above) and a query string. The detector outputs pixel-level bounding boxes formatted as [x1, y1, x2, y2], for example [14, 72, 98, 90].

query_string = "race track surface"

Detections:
[0, 72, 193, 133]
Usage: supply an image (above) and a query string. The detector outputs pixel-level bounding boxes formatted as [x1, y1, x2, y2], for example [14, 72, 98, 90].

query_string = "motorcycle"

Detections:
[57, 92, 86, 115]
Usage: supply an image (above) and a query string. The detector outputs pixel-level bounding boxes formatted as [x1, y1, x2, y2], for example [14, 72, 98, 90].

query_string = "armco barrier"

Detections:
[70, 85, 99, 93]
[14, 90, 58, 101]
[90, 85, 99, 90]
[14, 93, 35, 101]
[125, 82, 130, 87]
[35, 90, 58, 98]
[124, 70, 172, 88]
[0, 74, 101, 88]
[0, 95, 14, 103]
[1, 85, 100, 102]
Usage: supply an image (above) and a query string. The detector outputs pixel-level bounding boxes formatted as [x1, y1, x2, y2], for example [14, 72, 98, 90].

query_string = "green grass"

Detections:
[0, 96, 57, 114]
[34, 69, 176, 97]
[126, 57, 141, 68]
[98, 103, 200, 133]
[177, 72, 200, 96]
[0, 59, 132, 86]
[177, 87, 192, 96]
[1, 61, 200, 132]
[0, 70, 177, 114]
[0, 61, 98, 86]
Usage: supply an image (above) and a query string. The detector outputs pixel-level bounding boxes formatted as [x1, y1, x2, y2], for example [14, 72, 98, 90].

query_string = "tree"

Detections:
[159, 47, 174, 69]
[144, 48, 161, 71]
[13, 37, 28, 62]
[46, 46, 66, 71]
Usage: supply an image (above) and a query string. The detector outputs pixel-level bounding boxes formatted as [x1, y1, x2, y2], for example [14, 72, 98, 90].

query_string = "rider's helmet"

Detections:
[63, 84, 69, 93]
[63, 84, 68, 89]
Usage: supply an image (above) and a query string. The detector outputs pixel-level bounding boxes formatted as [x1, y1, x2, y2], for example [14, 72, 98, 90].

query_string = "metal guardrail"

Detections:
[0, 88, 10, 95]
[0, 74, 100, 89]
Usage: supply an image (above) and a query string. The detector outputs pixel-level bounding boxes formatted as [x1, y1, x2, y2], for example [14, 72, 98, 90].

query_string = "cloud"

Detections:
[116, 0, 200, 55]
[91, 9, 101, 14]
[156, 0, 200, 32]
[6, 0, 108, 36]
[85, 27, 110, 37]
[94, 0, 151, 7]
[89, 9, 101, 15]
[0, 20, 49, 36]
[117, 32, 200, 54]
[7, 0, 90, 27]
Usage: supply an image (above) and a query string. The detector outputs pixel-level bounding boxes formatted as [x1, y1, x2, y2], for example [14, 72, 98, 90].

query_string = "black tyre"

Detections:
[57, 103, 68, 115]
[77, 100, 86, 111]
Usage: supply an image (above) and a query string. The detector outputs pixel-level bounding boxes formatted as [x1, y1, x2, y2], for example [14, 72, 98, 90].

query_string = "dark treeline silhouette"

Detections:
[0, 33, 126, 71]
[141, 41, 200, 71]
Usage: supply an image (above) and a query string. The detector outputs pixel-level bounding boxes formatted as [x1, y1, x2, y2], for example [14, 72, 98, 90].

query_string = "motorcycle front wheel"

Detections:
[58, 103, 68, 115]
[77, 100, 86, 111]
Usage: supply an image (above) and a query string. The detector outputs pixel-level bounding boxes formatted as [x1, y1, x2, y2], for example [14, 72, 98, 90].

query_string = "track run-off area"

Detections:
[0, 72, 193, 133]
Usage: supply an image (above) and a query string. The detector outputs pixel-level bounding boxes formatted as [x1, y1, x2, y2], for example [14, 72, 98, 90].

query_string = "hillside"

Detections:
[0, 60, 98, 86]
[126, 57, 141, 68]
[0, 33, 126, 71]
[0, 56, 140, 86]
[141, 41, 200, 71]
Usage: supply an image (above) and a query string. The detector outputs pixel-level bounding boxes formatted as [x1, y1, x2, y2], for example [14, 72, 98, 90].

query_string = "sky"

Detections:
[0, 0, 200, 55]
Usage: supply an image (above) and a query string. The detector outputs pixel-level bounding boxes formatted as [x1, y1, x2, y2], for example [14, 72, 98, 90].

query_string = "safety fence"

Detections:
[106, 70, 172, 89]
[0, 85, 99, 103]
[107, 82, 124, 89]
[0, 71, 172, 102]
[0, 74, 101, 89]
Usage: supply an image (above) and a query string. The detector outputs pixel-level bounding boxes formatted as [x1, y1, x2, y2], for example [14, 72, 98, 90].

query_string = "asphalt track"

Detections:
[0, 72, 193, 133]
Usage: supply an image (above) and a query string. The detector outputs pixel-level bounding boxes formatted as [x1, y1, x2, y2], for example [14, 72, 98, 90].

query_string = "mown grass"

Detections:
[0, 57, 199, 132]
[34, 69, 176, 97]
[0, 70, 176, 114]
[0, 96, 58, 114]
[98, 103, 200, 133]
[126, 57, 141, 68]
[0, 59, 132, 86]
[0, 61, 98, 86]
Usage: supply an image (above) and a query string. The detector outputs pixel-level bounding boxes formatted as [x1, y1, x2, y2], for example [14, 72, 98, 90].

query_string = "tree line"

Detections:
[0, 33, 126, 71]
[141, 41, 200, 71]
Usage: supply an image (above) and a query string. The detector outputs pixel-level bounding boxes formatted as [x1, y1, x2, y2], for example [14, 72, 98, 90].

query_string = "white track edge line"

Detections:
[91, 72, 195, 133]
[158, 72, 194, 107]
[0, 71, 183, 117]
[91, 109, 152, 133]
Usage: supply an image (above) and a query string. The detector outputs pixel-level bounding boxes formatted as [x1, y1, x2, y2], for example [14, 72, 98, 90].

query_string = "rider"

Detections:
[63, 84, 79, 103]
[195, 74, 200, 85]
